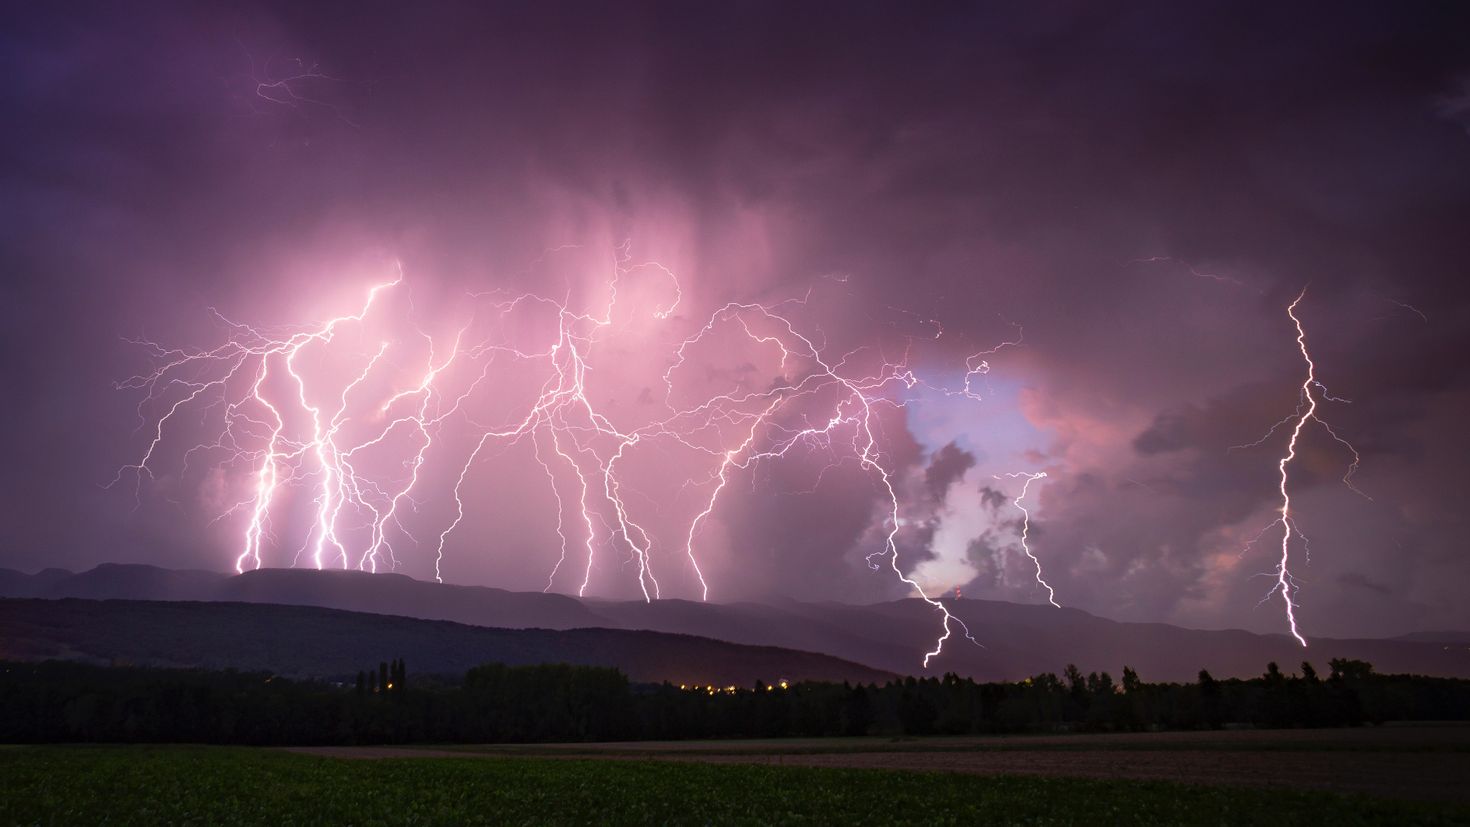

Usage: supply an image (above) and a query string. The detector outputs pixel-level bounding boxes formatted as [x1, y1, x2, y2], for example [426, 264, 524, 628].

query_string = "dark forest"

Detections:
[4, 658, 1466, 746]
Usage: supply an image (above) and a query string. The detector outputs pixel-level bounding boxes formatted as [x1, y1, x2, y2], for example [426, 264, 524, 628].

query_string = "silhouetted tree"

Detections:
[1329, 658, 1374, 682]
[1121, 666, 1142, 694]
[842, 685, 874, 736]
[7, 656, 1453, 747]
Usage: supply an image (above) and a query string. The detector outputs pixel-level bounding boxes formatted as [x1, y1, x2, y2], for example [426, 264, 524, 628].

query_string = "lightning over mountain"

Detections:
[114, 249, 1021, 663]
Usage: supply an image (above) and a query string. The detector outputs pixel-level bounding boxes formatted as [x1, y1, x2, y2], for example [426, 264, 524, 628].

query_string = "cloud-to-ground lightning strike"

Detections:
[996, 471, 1057, 608]
[116, 250, 1015, 665]
[1236, 289, 1368, 647]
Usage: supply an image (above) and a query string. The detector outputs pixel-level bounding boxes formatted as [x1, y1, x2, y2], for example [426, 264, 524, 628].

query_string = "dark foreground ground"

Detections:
[5, 727, 1470, 825]
[379, 724, 1470, 805]
[0, 746, 1464, 826]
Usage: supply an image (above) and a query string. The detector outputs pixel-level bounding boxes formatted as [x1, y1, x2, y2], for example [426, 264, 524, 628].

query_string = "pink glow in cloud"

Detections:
[4, 2, 1469, 643]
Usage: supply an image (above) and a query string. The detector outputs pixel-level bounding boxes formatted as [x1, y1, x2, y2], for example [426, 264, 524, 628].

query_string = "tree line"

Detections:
[1, 658, 1465, 745]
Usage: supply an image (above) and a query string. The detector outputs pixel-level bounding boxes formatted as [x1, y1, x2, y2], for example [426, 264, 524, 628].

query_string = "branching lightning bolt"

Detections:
[996, 471, 1056, 608]
[116, 249, 1015, 665]
[1236, 288, 1368, 647]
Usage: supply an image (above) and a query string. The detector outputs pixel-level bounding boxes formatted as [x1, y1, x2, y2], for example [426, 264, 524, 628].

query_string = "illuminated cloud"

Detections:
[2, 2, 1468, 641]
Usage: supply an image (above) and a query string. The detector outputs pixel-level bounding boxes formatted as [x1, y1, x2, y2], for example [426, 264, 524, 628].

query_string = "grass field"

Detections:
[4, 745, 1469, 825]
[439, 723, 1470, 755]
[317, 725, 1470, 805]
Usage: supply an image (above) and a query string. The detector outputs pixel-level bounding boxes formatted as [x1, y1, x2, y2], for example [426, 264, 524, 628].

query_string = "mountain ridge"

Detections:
[0, 597, 894, 685]
[3, 564, 1466, 681]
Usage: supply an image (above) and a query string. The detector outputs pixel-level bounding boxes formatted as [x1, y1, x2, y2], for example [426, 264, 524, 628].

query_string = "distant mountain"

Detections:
[0, 568, 73, 597]
[3, 565, 1467, 681]
[15, 564, 227, 601]
[1393, 630, 1470, 645]
[0, 598, 894, 685]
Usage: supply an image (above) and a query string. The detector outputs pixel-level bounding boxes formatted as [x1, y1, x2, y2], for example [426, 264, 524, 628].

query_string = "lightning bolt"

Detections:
[236, 41, 356, 126]
[113, 270, 403, 573]
[996, 471, 1056, 608]
[1236, 288, 1368, 647]
[117, 248, 1016, 665]
[1129, 255, 1256, 291]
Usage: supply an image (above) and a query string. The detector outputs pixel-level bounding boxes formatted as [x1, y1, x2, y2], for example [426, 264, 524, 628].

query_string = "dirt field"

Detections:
[288, 724, 1470, 804]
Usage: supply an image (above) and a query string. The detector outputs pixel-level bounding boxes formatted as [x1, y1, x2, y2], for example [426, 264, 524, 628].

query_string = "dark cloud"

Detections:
[923, 442, 976, 503]
[978, 486, 1009, 512]
[1339, 572, 1393, 597]
[3, 1, 1469, 636]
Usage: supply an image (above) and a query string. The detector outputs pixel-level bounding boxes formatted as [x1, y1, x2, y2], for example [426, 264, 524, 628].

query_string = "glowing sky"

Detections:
[3, 2, 1469, 639]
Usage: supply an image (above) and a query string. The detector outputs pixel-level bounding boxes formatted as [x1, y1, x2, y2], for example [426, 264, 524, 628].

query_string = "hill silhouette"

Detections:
[3, 565, 1467, 681]
[0, 597, 893, 685]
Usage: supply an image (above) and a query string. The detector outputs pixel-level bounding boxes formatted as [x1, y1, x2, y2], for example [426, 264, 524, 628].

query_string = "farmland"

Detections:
[5, 734, 1469, 825]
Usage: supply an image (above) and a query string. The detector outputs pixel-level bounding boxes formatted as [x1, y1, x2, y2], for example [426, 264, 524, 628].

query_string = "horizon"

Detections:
[5, 2, 1469, 654]
[8, 561, 1468, 645]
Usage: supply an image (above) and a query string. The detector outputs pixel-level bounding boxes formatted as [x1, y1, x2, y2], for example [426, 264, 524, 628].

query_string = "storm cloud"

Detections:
[3, 1, 1468, 638]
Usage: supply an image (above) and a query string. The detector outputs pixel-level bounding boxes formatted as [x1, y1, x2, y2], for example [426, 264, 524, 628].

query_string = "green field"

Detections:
[3, 746, 1468, 825]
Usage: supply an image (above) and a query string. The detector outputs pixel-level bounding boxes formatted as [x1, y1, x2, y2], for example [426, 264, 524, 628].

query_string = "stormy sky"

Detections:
[3, 2, 1469, 639]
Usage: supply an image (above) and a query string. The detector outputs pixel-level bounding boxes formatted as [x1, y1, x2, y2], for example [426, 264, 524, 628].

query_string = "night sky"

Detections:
[4, 2, 1469, 639]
